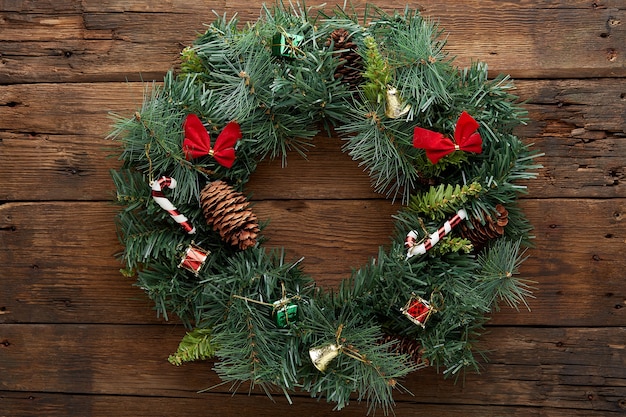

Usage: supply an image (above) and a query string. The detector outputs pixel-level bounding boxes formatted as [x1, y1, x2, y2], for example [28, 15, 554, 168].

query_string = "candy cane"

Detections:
[150, 176, 196, 234]
[405, 209, 467, 258]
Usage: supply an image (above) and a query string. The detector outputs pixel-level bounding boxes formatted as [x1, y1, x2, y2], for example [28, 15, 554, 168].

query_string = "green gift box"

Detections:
[274, 302, 298, 327]
[271, 32, 304, 58]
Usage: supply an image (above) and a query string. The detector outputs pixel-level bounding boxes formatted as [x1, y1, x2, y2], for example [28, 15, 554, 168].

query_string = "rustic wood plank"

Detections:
[1, 0, 618, 14]
[254, 197, 626, 326]
[521, 80, 626, 134]
[0, 1, 624, 83]
[0, 0, 84, 13]
[2, 80, 618, 140]
[1, 199, 625, 326]
[0, 79, 625, 201]
[0, 391, 618, 417]
[0, 83, 144, 136]
[1, 324, 624, 413]
[2, 126, 623, 202]
[0, 202, 159, 324]
[0, 132, 121, 202]
[0, 40, 184, 84]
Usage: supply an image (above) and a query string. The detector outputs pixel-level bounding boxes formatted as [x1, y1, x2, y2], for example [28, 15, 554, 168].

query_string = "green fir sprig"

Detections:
[476, 239, 535, 310]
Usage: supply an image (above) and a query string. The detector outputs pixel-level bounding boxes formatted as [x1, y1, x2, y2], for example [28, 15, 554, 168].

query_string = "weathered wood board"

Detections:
[1, 1, 625, 416]
[1, 325, 624, 415]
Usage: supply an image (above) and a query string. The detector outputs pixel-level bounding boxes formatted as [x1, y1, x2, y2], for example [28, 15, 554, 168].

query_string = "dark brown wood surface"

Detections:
[1, 1, 625, 416]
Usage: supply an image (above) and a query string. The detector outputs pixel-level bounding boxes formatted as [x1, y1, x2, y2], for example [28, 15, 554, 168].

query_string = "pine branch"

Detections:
[338, 96, 422, 202]
[376, 9, 454, 118]
[476, 238, 536, 311]
[299, 301, 419, 414]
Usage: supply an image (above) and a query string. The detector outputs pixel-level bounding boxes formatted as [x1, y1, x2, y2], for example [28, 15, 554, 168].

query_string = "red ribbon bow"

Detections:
[183, 114, 242, 168]
[412, 111, 482, 164]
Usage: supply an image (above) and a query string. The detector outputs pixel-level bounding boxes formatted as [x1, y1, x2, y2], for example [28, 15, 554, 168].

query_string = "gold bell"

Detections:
[385, 85, 411, 119]
[309, 343, 341, 372]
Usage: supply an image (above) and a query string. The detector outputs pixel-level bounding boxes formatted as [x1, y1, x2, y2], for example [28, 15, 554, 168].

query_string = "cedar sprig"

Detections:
[169, 328, 219, 365]
[362, 35, 391, 105]
[180, 46, 204, 75]
[407, 182, 483, 221]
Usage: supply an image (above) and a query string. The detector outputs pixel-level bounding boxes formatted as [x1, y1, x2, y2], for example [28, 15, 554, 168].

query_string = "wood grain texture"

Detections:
[1, 79, 625, 201]
[1, 126, 624, 201]
[1, 199, 624, 326]
[1, 392, 620, 417]
[0, 0, 624, 82]
[1, 325, 624, 414]
[1, 1, 625, 416]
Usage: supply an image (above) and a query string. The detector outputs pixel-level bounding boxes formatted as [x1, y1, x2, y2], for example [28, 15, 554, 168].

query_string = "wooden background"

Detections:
[1, 1, 625, 416]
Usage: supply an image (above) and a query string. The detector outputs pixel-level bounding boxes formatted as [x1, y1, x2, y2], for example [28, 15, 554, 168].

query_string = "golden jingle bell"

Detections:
[385, 85, 411, 119]
[309, 343, 341, 372]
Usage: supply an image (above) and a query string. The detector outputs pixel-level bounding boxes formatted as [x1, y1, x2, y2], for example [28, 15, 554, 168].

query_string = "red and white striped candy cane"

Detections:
[150, 176, 196, 234]
[406, 208, 467, 258]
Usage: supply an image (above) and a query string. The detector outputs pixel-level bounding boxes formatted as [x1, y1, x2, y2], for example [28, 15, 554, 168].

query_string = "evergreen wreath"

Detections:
[109, 3, 541, 414]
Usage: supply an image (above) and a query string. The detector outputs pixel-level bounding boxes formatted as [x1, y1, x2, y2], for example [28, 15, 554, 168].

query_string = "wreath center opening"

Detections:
[246, 134, 397, 287]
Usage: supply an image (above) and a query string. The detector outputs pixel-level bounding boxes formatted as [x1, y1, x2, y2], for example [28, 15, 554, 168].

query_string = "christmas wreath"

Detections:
[109, 3, 541, 414]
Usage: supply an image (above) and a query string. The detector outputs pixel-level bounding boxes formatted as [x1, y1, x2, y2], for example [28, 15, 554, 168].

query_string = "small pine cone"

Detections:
[200, 180, 259, 250]
[381, 334, 427, 367]
[416, 170, 438, 188]
[460, 204, 509, 249]
[326, 28, 363, 90]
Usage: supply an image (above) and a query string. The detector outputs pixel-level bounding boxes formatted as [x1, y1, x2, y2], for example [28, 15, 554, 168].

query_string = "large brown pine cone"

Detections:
[326, 28, 363, 90]
[200, 180, 259, 250]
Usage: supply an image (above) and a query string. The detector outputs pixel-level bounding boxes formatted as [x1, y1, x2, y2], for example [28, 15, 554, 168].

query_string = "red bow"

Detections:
[413, 111, 482, 164]
[183, 114, 242, 168]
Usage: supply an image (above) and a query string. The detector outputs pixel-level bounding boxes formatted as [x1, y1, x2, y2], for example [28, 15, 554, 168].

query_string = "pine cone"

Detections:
[326, 28, 363, 90]
[381, 334, 427, 367]
[460, 204, 509, 249]
[200, 180, 259, 250]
